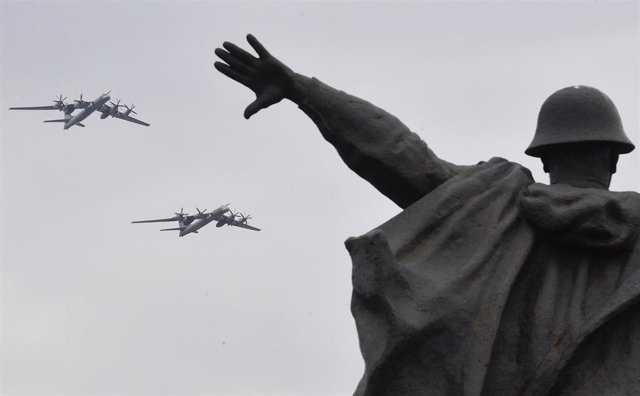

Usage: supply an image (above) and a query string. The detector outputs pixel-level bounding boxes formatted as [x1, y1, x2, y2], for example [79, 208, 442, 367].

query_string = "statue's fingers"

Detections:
[215, 48, 254, 75]
[246, 34, 270, 58]
[214, 62, 250, 87]
[222, 41, 257, 65]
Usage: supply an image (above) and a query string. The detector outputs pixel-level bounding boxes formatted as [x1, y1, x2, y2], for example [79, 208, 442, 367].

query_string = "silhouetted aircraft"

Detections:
[132, 204, 260, 237]
[10, 92, 150, 129]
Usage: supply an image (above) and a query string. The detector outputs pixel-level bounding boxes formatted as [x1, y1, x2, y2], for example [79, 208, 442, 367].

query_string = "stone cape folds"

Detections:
[346, 158, 640, 396]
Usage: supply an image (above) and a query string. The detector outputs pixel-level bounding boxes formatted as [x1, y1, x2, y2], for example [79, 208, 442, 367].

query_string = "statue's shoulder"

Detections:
[465, 156, 534, 183]
[612, 188, 640, 198]
[482, 156, 522, 166]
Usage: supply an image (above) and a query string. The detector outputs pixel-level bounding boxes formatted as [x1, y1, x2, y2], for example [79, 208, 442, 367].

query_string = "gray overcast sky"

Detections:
[1, 1, 638, 395]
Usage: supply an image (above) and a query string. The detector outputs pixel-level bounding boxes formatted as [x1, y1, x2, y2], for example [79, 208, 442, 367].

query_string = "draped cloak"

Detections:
[294, 77, 640, 395]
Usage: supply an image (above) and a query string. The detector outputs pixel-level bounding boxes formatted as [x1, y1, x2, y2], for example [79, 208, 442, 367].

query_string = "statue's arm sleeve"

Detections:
[290, 76, 465, 209]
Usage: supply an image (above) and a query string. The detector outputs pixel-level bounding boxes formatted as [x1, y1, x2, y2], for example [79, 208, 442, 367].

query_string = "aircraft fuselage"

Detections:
[64, 94, 110, 129]
[179, 206, 230, 237]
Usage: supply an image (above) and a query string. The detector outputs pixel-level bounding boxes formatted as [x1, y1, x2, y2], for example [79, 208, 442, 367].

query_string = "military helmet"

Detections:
[525, 86, 635, 157]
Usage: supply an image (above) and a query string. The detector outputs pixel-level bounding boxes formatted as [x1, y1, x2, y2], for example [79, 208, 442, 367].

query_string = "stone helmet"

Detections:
[525, 85, 635, 157]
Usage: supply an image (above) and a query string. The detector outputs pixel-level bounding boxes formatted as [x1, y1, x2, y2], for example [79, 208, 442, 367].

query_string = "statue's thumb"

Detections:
[245, 94, 279, 119]
[244, 101, 261, 119]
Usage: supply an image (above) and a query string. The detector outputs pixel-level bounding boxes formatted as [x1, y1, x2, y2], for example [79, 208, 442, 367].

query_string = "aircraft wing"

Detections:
[96, 105, 150, 126]
[132, 217, 179, 223]
[118, 114, 150, 127]
[230, 221, 261, 231]
[10, 105, 57, 110]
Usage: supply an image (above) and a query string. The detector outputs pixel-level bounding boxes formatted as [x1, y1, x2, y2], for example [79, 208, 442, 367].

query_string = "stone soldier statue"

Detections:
[215, 35, 640, 395]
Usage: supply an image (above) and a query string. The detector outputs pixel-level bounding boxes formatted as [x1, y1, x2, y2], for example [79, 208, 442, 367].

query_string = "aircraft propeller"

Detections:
[109, 99, 124, 116]
[227, 210, 239, 223]
[53, 94, 67, 108]
[237, 212, 252, 224]
[52, 94, 78, 114]
[196, 208, 208, 217]
[73, 94, 91, 109]
[174, 207, 187, 218]
[123, 104, 137, 115]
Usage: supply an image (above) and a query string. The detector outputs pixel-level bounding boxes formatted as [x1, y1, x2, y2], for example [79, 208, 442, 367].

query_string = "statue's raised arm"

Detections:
[215, 34, 466, 208]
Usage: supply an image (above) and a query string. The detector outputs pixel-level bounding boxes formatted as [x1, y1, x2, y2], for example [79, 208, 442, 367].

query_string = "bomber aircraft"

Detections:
[9, 92, 150, 129]
[131, 204, 261, 237]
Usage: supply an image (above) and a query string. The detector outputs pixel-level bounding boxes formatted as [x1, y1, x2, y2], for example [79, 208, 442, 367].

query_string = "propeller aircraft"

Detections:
[9, 92, 150, 129]
[131, 204, 261, 237]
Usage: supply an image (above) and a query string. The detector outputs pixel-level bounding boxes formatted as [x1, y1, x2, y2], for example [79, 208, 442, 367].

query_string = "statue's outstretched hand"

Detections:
[215, 34, 294, 119]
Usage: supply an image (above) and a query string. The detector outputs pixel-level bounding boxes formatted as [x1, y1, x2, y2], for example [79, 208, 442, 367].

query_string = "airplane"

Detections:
[131, 204, 261, 237]
[9, 92, 150, 129]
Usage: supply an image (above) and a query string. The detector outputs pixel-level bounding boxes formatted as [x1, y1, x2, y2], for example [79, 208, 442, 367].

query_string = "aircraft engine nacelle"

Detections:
[100, 112, 109, 119]
[216, 220, 226, 227]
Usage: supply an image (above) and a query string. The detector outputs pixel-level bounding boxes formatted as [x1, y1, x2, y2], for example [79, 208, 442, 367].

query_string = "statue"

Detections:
[215, 35, 640, 395]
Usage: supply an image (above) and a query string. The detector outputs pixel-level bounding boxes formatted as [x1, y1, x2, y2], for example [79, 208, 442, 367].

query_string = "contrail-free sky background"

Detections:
[1, 1, 638, 394]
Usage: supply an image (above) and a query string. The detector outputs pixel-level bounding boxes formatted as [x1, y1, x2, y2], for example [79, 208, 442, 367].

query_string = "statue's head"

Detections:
[525, 86, 635, 189]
